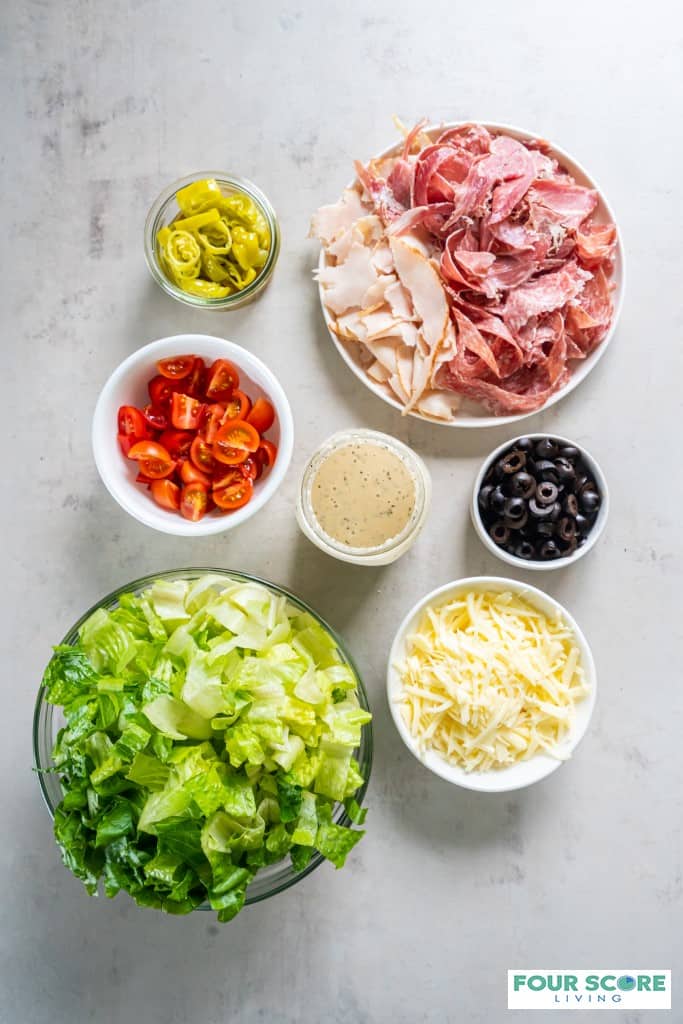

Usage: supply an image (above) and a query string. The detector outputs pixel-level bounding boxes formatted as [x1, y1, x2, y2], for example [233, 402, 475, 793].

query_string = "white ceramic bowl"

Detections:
[318, 120, 625, 428]
[92, 335, 294, 536]
[471, 433, 609, 571]
[387, 576, 597, 792]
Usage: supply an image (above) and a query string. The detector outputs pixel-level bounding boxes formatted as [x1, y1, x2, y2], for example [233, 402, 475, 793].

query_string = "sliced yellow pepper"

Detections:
[175, 178, 223, 217]
[172, 209, 221, 233]
[197, 218, 232, 255]
[181, 278, 232, 299]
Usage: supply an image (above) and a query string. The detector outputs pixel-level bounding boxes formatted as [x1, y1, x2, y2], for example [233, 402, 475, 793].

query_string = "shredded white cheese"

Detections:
[395, 590, 589, 772]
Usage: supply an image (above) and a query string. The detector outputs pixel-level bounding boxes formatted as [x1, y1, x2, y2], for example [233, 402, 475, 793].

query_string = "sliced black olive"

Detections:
[504, 496, 526, 519]
[557, 516, 576, 542]
[575, 513, 590, 535]
[500, 450, 526, 474]
[504, 510, 528, 531]
[559, 535, 578, 556]
[559, 446, 579, 462]
[534, 459, 559, 483]
[509, 471, 535, 498]
[515, 437, 534, 453]
[563, 493, 579, 517]
[554, 457, 576, 485]
[539, 539, 560, 559]
[534, 438, 559, 459]
[514, 540, 536, 560]
[549, 500, 562, 522]
[580, 489, 601, 514]
[478, 485, 494, 513]
[536, 520, 556, 537]
[535, 481, 558, 506]
[489, 521, 510, 545]
[574, 472, 589, 492]
[528, 497, 554, 519]
[489, 485, 506, 514]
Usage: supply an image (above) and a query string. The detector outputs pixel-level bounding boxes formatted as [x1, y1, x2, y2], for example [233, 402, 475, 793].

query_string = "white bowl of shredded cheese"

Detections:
[387, 577, 596, 792]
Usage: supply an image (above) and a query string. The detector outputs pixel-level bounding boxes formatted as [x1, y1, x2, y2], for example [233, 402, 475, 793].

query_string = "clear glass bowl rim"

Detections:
[143, 171, 281, 309]
[33, 567, 373, 908]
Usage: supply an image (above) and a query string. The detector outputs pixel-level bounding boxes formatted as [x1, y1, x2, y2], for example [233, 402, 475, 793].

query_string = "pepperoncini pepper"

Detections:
[156, 179, 271, 300]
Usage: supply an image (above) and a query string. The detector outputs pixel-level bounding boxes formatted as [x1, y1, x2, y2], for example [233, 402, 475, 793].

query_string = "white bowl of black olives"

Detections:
[471, 434, 609, 570]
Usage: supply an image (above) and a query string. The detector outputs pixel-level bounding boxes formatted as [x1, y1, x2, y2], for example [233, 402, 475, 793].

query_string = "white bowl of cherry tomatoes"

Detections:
[92, 334, 294, 535]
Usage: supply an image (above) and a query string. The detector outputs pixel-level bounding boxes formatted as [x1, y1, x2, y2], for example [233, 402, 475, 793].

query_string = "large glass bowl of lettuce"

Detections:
[33, 569, 372, 922]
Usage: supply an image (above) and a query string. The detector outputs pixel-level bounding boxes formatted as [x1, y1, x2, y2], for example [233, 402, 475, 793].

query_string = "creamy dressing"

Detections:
[310, 442, 416, 549]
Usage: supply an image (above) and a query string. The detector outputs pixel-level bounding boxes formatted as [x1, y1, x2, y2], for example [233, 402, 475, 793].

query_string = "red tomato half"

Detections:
[190, 435, 216, 474]
[214, 420, 260, 464]
[156, 355, 195, 380]
[246, 397, 275, 435]
[151, 479, 181, 510]
[127, 441, 175, 479]
[142, 404, 168, 431]
[213, 474, 253, 511]
[180, 482, 209, 521]
[171, 393, 203, 430]
[223, 390, 251, 422]
[240, 457, 260, 481]
[201, 403, 226, 444]
[118, 433, 137, 456]
[148, 374, 179, 409]
[158, 429, 194, 460]
[179, 460, 211, 487]
[127, 440, 170, 462]
[118, 405, 148, 439]
[184, 357, 207, 397]
[256, 439, 278, 472]
[205, 358, 240, 399]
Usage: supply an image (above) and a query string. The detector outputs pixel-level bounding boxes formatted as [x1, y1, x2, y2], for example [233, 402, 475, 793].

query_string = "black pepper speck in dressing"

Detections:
[310, 443, 416, 549]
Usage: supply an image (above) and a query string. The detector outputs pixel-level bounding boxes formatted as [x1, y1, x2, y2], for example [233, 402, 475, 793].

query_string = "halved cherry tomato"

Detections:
[148, 374, 180, 409]
[179, 459, 211, 487]
[127, 440, 171, 462]
[223, 390, 251, 422]
[205, 358, 240, 399]
[201, 403, 226, 444]
[171, 392, 203, 430]
[256, 439, 278, 472]
[246, 397, 275, 435]
[212, 468, 243, 488]
[127, 440, 175, 479]
[156, 355, 195, 380]
[214, 420, 260, 464]
[180, 482, 209, 521]
[142, 404, 168, 431]
[135, 471, 154, 487]
[158, 429, 193, 460]
[184, 357, 207, 397]
[213, 474, 254, 511]
[190, 435, 216, 473]
[151, 478, 181, 510]
[213, 445, 247, 466]
[118, 433, 137, 456]
[240, 457, 261, 481]
[118, 405, 149, 439]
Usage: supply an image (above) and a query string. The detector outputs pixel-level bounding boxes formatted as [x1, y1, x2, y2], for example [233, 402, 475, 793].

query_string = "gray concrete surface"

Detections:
[2, 1, 681, 1021]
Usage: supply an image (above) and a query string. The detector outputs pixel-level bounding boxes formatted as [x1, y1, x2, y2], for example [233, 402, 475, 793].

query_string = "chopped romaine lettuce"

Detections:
[42, 574, 370, 922]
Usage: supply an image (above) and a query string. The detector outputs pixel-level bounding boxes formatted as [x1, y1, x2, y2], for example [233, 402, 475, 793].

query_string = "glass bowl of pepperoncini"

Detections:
[144, 172, 280, 310]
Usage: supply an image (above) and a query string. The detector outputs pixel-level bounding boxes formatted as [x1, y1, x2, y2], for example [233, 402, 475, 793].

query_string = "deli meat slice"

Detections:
[313, 121, 618, 419]
[503, 263, 591, 331]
